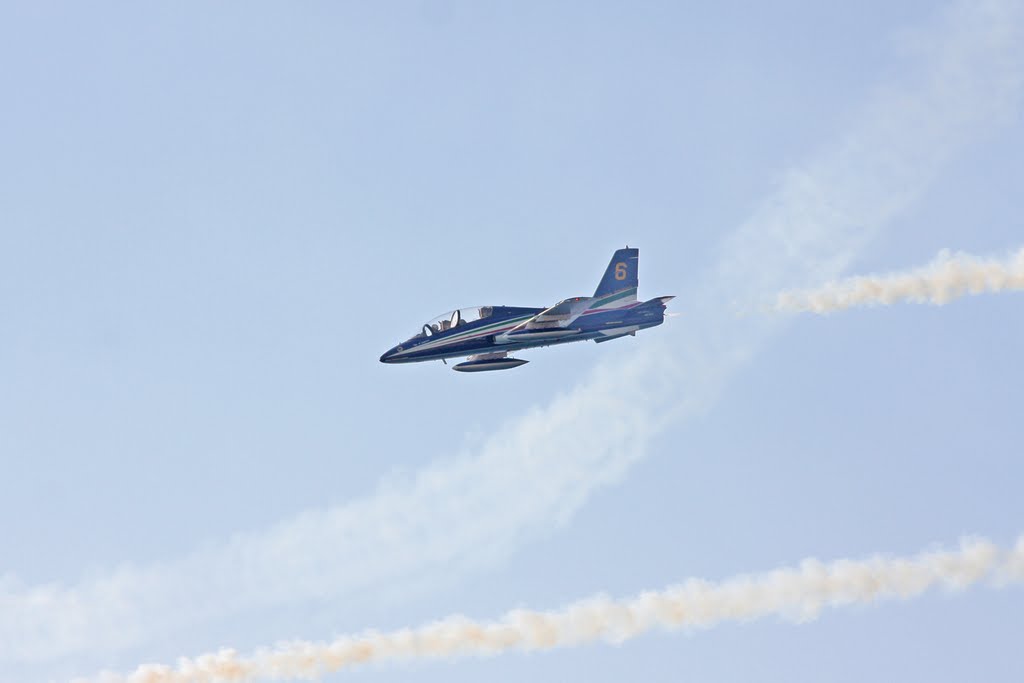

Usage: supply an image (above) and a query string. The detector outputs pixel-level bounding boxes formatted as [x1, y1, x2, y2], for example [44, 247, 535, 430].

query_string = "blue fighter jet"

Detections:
[380, 247, 674, 372]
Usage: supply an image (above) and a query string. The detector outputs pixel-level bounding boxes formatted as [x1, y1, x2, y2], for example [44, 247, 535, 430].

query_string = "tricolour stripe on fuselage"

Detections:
[582, 287, 638, 313]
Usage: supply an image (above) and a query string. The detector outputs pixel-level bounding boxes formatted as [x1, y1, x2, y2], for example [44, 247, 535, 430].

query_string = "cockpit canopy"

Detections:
[418, 305, 496, 337]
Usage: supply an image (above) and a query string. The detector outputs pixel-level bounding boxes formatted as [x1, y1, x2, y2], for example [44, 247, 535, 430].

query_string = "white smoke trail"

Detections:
[83, 535, 1024, 682]
[775, 246, 1024, 313]
[6, 0, 1024, 674]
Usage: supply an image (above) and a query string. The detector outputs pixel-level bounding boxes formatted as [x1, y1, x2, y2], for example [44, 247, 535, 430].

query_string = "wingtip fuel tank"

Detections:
[453, 358, 529, 372]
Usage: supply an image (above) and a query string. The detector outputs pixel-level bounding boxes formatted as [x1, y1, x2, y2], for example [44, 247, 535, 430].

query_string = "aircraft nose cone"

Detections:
[379, 351, 391, 363]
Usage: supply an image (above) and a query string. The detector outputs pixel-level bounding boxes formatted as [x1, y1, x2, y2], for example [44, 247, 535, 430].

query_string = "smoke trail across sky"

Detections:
[775, 246, 1024, 313]
[5, 0, 1024, 671]
[83, 535, 1024, 682]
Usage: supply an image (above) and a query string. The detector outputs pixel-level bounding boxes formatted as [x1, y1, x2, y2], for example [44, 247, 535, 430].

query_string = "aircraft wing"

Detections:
[514, 296, 592, 331]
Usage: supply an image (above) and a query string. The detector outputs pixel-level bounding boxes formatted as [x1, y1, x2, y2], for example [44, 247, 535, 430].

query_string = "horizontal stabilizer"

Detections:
[593, 324, 640, 343]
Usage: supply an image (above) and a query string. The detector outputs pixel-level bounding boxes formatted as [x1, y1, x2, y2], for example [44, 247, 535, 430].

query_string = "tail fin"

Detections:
[592, 247, 639, 307]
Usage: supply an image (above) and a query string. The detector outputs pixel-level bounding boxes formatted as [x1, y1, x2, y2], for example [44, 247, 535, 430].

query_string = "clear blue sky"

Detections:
[1, 2, 1022, 681]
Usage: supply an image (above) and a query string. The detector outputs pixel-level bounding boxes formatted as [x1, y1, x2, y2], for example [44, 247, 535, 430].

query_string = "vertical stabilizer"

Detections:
[591, 247, 639, 308]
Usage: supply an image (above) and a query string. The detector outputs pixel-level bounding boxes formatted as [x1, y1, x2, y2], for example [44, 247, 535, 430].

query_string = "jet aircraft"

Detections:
[379, 247, 673, 372]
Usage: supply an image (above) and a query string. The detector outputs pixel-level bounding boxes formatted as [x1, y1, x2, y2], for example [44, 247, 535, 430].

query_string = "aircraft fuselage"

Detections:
[379, 247, 673, 371]
[379, 298, 669, 365]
